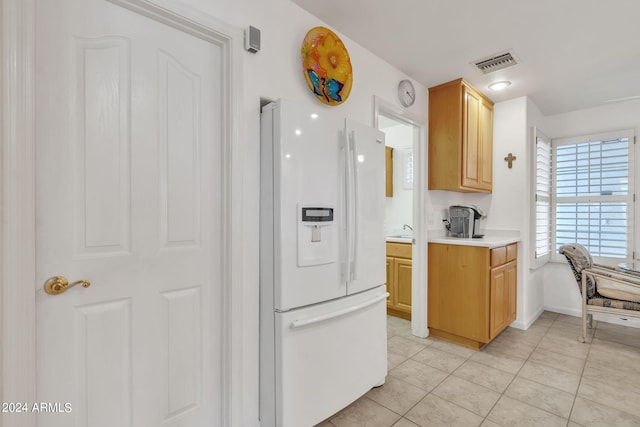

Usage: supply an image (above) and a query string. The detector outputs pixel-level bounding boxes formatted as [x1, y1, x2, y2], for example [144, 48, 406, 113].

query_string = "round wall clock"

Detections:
[301, 26, 353, 106]
[398, 79, 415, 107]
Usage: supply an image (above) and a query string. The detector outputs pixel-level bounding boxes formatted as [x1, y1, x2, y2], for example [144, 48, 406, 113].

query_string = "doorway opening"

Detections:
[375, 97, 427, 338]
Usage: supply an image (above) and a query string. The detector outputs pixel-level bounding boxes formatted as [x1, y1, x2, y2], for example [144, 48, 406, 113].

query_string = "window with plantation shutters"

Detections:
[533, 130, 551, 265]
[551, 129, 634, 261]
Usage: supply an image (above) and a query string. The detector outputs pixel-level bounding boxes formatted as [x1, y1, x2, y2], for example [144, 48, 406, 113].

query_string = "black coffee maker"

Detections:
[445, 205, 484, 238]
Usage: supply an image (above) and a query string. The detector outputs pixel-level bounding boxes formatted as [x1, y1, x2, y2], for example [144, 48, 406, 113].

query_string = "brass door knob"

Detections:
[44, 276, 91, 295]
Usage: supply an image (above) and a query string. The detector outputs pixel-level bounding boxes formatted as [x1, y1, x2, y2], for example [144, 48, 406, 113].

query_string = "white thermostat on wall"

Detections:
[245, 26, 261, 53]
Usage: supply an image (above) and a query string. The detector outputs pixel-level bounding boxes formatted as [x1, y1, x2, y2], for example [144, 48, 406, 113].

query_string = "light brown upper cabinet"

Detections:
[385, 146, 393, 197]
[428, 78, 494, 193]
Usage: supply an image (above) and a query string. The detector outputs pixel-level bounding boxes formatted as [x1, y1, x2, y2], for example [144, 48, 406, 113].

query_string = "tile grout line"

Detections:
[383, 321, 480, 426]
[392, 332, 457, 424]
[565, 319, 596, 427]
[488, 316, 597, 427]
[475, 319, 554, 427]
[396, 327, 546, 427]
[395, 343, 475, 426]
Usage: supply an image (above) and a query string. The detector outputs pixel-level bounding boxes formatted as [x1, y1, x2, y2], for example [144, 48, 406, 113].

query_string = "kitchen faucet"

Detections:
[402, 224, 413, 231]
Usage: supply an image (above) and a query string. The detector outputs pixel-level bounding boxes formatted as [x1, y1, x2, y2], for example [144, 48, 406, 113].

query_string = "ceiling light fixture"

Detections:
[488, 81, 511, 91]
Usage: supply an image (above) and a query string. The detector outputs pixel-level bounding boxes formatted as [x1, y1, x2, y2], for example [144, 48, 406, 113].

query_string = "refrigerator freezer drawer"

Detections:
[275, 286, 387, 426]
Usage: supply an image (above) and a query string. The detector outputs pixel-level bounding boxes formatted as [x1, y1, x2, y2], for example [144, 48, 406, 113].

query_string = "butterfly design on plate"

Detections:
[307, 69, 345, 104]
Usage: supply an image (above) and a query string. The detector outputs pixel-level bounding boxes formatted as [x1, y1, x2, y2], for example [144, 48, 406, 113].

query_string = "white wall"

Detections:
[488, 96, 549, 329]
[486, 97, 528, 232]
[491, 97, 530, 327]
[542, 98, 640, 327]
[170, 1, 429, 425]
[384, 123, 413, 234]
[524, 97, 547, 326]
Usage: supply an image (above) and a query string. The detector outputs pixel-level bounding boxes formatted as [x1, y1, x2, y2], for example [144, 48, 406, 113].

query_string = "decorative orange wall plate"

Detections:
[301, 26, 353, 106]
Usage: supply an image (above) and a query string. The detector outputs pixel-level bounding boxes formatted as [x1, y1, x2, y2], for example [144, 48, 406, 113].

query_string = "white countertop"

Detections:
[428, 230, 520, 249]
[386, 236, 412, 244]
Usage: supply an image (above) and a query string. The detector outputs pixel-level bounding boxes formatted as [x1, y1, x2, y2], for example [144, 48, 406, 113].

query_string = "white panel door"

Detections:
[345, 120, 386, 295]
[35, 1, 223, 426]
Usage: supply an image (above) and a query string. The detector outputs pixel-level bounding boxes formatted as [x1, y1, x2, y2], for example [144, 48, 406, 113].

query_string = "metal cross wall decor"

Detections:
[504, 152, 517, 168]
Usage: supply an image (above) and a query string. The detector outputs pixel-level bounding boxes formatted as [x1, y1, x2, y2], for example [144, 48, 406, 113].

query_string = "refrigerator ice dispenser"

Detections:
[298, 204, 336, 267]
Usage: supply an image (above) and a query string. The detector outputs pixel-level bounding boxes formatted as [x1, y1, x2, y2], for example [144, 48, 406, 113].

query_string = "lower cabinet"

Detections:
[428, 242, 517, 349]
[386, 242, 412, 320]
[489, 259, 517, 339]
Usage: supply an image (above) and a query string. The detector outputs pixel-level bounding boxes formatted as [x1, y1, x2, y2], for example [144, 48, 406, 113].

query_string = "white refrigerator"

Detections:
[260, 99, 388, 427]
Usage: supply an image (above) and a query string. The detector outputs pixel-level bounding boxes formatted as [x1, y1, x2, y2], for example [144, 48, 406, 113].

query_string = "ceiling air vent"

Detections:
[474, 51, 518, 74]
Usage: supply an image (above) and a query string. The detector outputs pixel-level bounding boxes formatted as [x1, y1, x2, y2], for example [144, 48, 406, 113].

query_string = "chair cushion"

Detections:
[596, 277, 640, 303]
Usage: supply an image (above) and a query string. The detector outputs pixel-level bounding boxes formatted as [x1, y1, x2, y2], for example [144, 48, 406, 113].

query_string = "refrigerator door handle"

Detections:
[347, 130, 358, 281]
[344, 129, 353, 282]
[289, 292, 389, 329]
[340, 133, 349, 283]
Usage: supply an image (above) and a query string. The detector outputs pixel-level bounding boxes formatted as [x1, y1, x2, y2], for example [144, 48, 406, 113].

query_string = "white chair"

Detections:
[559, 243, 640, 343]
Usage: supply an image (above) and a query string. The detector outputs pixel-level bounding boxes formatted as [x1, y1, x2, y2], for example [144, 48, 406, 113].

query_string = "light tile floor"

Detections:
[316, 311, 640, 427]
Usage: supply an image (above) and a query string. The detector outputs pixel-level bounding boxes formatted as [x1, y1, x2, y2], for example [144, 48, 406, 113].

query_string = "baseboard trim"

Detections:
[510, 305, 546, 330]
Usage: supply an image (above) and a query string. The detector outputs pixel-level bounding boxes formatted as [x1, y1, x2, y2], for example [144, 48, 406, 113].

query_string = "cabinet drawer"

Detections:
[386, 242, 412, 259]
[491, 243, 518, 267]
[506, 243, 517, 262]
[490, 246, 506, 267]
